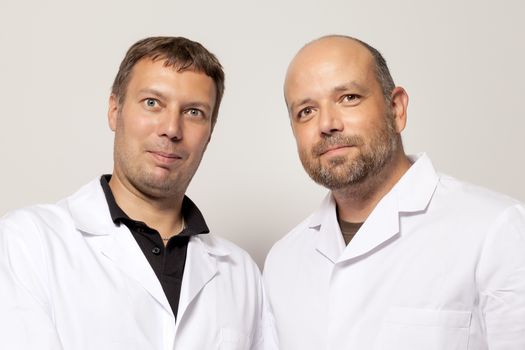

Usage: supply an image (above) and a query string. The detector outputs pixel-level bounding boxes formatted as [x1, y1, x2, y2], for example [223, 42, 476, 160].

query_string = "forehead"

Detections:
[128, 58, 210, 84]
[126, 58, 216, 99]
[284, 38, 377, 101]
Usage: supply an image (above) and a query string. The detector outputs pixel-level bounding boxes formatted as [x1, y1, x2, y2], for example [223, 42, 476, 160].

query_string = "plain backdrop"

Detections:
[1, 0, 524, 267]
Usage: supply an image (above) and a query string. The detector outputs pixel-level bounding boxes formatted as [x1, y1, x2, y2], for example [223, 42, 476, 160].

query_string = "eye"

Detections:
[297, 107, 314, 120]
[341, 94, 360, 104]
[185, 108, 204, 118]
[144, 98, 159, 108]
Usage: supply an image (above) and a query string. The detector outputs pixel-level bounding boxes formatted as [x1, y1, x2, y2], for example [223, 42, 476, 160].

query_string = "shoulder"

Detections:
[429, 175, 525, 271]
[0, 205, 75, 283]
[0, 204, 77, 267]
[0, 204, 72, 239]
[194, 234, 261, 274]
[271, 215, 312, 248]
[435, 173, 524, 218]
[264, 214, 313, 269]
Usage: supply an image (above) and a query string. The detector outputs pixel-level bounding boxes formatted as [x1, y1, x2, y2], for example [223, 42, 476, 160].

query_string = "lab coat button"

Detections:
[152, 247, 161, 255]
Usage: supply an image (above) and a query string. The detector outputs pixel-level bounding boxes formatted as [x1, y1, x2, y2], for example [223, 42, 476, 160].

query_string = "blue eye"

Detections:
[145, 98, 158, 107]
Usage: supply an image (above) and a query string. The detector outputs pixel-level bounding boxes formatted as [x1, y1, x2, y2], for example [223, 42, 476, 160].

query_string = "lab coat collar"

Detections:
[309, 153, 439, 263]
[60, 179, 174, 316]
[309, 195, 346, 263]
[62, 178, 117, 235]
[175, 235, 230, 335]
[61, 178, 231, 321]
[62, 176, 231, 253]
[393, 153, 439, 213]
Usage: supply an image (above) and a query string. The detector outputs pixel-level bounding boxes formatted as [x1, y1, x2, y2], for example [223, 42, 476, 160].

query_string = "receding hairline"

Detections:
[292, 35, 376, 68]
[284, 35, 376, 103]
[284, 34, 395, 105]
[304, 34, 369, 50]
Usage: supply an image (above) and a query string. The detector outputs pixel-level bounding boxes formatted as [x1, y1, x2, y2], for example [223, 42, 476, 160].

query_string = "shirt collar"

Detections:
[99, 175, 210, 236]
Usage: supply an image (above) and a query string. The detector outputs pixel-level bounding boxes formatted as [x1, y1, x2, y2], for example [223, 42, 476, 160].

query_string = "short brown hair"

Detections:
[111, 36, 225, 127]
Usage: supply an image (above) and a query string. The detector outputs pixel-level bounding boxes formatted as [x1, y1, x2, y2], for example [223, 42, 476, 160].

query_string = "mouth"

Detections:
[318, 145, 355, 156]
[148, 151, 183, 165]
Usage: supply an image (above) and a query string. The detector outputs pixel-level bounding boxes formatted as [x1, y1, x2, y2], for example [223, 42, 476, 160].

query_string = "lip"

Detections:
[148, 151, 183, 165]
[319, 145, 354, 156]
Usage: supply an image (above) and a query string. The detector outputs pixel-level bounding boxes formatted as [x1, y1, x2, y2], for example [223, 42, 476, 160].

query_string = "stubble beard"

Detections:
[114, 145, 190, 201]
[113, 118, 197, 201]
[299, 111, 399, 191]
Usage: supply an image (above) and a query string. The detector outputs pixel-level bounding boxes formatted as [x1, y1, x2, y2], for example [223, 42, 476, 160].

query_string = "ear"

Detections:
[390, 87, 409, 133]
[108, 94, 119, 132]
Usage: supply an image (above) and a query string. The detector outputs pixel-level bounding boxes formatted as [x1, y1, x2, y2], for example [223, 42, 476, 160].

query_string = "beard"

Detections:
[113, 144, 193, 200]
[298, 110, 400, 190]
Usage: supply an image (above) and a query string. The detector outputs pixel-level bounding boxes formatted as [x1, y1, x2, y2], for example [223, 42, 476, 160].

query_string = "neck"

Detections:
[108, 173, 184, 237]
[333, 151, 411, 223]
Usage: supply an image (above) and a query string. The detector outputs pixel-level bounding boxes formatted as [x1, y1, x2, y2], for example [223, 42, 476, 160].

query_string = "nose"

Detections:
[318, 105, 343, 136]
[159, 108, 182, 141]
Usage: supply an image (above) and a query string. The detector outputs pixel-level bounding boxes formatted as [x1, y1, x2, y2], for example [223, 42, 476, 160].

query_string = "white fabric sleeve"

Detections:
[0, 215, 64, 350]
[477, 204, 525, 349]
[249, 262, 279, 350]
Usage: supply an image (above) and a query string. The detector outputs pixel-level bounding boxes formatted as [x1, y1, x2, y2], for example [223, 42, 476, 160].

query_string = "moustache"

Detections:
[312, 134, 363, 156]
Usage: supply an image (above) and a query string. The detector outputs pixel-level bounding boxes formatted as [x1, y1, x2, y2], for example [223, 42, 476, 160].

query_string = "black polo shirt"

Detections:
[100, 175, 209, 321]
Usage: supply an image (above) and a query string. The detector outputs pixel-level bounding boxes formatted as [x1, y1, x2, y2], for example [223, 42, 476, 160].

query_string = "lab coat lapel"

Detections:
[177, 236, 227, 325]
[311, 194, 346, 264]
[97, 227, 173, 316]
[62, 178, 173, 317]
[338, 191, 400, 262]
[338, 154, 439, 263]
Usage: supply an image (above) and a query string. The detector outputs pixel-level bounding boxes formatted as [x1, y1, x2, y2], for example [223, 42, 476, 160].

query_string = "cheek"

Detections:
[120, 116, 156, 142]
[352, 110, 385, 136]
[294, 134, 307, 153]
[293, 126, 314, 148]
[120, 103, 157, 129]
[186, 128, 212, 155]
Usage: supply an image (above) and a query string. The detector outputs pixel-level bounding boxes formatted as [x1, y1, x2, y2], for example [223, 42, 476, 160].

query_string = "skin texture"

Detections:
[285, 36, 411, 223]
[107, 58, 216, 238]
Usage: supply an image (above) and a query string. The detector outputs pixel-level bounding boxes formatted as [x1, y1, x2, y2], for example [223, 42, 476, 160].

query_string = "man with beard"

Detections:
[0, 37, 276, 349]
[263, 35, 525, 349]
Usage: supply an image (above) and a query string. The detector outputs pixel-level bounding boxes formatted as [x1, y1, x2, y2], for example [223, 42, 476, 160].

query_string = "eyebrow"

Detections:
[137, 88, 167, 100]
[289, 97, 315, 113]
[332, 81, 370, 94]
[182, 101, 212, 112]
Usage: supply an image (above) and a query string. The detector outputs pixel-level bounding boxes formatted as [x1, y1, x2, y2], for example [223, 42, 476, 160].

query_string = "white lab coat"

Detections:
[0, 179, 277, 350]
[264, 154, 525, 350]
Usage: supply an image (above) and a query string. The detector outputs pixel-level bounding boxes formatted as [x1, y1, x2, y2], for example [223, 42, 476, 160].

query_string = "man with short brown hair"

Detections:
[264, 35, 525, 349]
[0, 36, 276, 350]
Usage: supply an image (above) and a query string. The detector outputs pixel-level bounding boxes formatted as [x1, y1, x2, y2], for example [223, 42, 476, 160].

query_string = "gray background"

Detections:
[1, 0, 524, 267]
